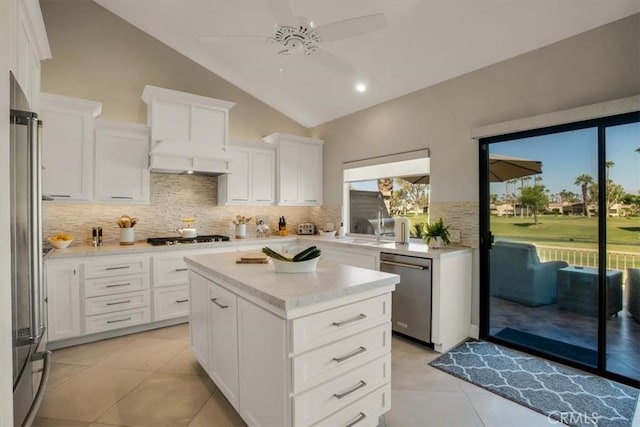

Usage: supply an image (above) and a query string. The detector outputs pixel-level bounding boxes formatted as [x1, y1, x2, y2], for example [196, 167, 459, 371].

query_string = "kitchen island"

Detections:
[185, 252, 399, 427]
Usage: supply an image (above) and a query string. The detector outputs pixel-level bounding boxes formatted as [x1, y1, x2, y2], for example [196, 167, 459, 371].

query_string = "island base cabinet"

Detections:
[313, 383, 391, 427]
[208, 281, 239, 410]
[237, 298, 288, 427]
[189, 273, 209, 370]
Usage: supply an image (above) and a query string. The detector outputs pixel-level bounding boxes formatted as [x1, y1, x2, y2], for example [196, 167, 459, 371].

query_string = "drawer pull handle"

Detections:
[106, 283, 130, 288]
[345, 412, 367, 427]
[105, 266, 130, 271]
[176, 299, 189, 303]
[110, 196, 134, 199]
[50, 194, 70, 198]
[174, 268, 188, 272]
[333, 346, 367, 363]
[332, 313, 366, 327]
[106, 300, 131, 306]
[107, 317, 132, 324]
[211, 298, 228, 309]
[333, 380, 367, 399]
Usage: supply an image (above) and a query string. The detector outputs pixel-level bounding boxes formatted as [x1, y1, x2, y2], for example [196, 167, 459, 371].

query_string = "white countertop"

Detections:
[185, 252, 399, 312]
[46, 234, 471, 260]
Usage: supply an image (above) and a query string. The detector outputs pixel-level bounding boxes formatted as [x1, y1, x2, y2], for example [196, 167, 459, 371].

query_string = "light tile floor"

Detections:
[34, 324, 639, 427]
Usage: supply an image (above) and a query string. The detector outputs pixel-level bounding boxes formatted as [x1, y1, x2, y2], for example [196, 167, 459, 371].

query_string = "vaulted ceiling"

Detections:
[95, 0, 639, 128]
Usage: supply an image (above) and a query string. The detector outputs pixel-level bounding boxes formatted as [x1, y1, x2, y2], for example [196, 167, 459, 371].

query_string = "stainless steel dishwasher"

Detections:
[379, 252, 432, 343]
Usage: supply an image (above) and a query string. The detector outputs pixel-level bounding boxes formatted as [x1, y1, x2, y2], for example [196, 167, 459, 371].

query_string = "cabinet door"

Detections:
[278, 141, 300, 204]
[94, 121, 150, 202]
[252, 149, 275, 204]
[191, 105, 226, 148]
[46, 261, 82, 341]
[227, 147, 251, 202]
[209, 281, 239, 409]
[40, 109, 92, 200]
[189, 273, 210, 371]
[40, 94, 101, 201]
[299, 143, 322, 205]
[153, 100, 190, 142]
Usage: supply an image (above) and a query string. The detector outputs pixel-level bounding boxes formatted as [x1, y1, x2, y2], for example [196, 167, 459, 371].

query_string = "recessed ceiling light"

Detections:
[355, 83, 367, 93]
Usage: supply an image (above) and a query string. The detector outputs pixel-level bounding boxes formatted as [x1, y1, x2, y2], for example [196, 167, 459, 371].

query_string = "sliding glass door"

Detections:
[480, 112, 639, 387]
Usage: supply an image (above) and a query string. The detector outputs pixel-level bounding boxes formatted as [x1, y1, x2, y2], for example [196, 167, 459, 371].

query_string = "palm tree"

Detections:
[574, 174, 594, 217]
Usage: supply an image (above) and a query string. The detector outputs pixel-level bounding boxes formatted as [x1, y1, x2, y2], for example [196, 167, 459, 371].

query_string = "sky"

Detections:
[489, 122, 640, 197]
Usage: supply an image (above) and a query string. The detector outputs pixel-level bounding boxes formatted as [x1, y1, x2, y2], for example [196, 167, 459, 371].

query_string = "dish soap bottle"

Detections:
[338, 222, 345, 238]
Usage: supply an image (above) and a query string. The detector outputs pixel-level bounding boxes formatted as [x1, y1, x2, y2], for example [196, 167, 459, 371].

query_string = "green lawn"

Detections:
[490, 215, 640, 253]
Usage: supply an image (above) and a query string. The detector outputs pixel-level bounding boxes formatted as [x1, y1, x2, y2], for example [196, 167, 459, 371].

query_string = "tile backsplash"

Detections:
[43, 174, 315, 245]
[43, 174, 479, 248]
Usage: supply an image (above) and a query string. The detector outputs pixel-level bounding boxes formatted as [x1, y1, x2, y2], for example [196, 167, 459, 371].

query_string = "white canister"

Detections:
[120, 228, 135, 245]
[235, 223, 247, 239]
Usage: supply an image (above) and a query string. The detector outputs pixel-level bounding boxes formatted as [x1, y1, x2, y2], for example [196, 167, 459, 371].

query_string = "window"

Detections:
[342, 152, 430, 238]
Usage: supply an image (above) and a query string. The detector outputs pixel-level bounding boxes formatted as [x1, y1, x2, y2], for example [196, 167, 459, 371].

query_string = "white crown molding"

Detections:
[20, 0, 51, 60]
[262, 133, 324, 146]
[40, 92, 103, 117]
[141, 85, 236, 111]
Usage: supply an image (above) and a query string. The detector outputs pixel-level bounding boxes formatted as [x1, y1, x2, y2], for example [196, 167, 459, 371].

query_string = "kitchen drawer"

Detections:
[292, 323, 391, 394]
[85, 290, 149, 316]
[291, 294, 391, 354]
[293, 354, 390, 427]
[153, 255, 189, 288]
[85, 307, 150, 334]
[313, 384, 390, 427]
[154, 285, 190, 321]
[84, 256, 149, 279]
[85, 274, 149, 298]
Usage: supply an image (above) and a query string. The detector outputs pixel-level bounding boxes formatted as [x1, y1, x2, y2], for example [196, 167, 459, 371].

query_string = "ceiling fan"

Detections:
[198, 0, 387, 74]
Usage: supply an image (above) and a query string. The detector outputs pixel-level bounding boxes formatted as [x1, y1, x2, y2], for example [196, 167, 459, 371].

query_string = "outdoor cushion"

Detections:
[490, 241, 568, 307]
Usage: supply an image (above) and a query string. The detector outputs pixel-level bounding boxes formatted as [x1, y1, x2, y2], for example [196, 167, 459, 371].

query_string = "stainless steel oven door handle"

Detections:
[379, 260, 427, 270]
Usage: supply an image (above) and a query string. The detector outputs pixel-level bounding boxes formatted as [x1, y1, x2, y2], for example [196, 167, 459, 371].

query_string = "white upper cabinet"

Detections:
[263, 133, 323, 206]
[94, 120, 150, 203]
[218, 142, 275, 205]
[10, 0, 51, 112]
[40, 93, 102, 201]
[141, 85, 235, 175]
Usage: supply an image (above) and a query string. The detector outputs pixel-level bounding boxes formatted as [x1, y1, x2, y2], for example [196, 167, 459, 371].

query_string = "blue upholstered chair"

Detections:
[490, 241, 568, 307]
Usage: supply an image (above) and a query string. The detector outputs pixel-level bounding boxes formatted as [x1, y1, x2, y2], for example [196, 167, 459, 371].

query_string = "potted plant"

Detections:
[417, 218, 450, 248]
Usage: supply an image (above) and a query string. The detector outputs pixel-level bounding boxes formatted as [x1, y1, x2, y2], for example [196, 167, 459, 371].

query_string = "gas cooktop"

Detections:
[147, 235, 230, 246]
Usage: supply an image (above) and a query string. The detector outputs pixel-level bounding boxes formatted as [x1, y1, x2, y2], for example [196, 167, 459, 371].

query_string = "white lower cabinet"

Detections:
[154, 285, 190, 321]
[208, 281, 239, 409]
[46, 260, 82, 341]
[190, 271, 392, 427]
[315, 244, 378, 270]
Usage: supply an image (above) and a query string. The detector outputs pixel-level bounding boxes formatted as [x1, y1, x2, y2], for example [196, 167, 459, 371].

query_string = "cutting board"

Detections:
[236, 252, 269, 264]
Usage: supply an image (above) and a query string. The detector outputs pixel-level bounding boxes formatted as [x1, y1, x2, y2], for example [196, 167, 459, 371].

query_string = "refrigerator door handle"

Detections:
[28, 117, 45, 345]
[22, 351, 52, 427]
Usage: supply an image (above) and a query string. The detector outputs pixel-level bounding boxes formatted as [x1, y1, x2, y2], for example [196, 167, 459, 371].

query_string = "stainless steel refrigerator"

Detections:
[10, 75, 50, 427]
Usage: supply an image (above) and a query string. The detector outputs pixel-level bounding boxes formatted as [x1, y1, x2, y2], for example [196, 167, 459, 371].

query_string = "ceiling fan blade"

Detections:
[199, 34, 269, 43]
[315, 13, 387, 43]
[265, 0, 298, 28]
[308, 47, 355, 75]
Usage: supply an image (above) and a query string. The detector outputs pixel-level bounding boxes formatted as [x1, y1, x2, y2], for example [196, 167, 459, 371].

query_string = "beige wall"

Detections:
[312, 14, 640, 209]
[40, 0, 308, 139]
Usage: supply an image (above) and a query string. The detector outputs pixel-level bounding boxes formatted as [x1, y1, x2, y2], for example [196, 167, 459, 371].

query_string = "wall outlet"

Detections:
[449, 229, 461, 243]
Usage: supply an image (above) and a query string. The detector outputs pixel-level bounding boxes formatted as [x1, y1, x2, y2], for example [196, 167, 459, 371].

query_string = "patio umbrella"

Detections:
[489, 154, 542, 182]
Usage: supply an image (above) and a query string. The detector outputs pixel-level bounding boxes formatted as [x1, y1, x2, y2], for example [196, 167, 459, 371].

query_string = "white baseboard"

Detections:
[469, 324, 479, 339]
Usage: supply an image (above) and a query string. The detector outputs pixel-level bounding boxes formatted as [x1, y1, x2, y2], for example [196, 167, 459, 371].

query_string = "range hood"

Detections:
[141, 85, 236, 176]
[148, 140, 231, 176]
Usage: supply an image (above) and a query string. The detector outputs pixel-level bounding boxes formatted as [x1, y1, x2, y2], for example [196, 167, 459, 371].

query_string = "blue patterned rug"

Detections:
[429, 340, 639, 427]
